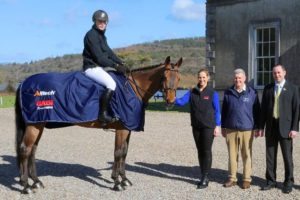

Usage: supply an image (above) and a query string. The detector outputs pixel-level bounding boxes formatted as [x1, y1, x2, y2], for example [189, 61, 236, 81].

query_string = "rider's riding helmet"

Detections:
[92, 10, 109, 23]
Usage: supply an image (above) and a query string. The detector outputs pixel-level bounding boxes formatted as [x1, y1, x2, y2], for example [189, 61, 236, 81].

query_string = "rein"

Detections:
[127, 68, 179, 101]
[127, 72, 153, 100]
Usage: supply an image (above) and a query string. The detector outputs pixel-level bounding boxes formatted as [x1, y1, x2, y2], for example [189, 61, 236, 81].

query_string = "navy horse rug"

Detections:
[19, 71, 145, 131]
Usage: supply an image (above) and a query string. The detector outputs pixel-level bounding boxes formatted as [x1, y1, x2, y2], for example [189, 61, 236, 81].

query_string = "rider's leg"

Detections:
[99, 88, 114, 122]
[84, 67, 116, 123]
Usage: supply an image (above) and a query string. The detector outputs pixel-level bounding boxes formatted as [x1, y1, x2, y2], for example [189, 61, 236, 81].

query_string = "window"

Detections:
[249, 22, 280, 88]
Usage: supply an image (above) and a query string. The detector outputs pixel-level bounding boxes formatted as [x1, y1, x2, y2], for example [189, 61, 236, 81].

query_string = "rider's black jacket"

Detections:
[82, 25, 123, 71]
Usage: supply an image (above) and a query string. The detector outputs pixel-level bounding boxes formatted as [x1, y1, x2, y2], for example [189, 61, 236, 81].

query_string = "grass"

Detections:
[0, 95, 15, 108]
[146, 100, 190, 113]
[0, 95, 190, 113]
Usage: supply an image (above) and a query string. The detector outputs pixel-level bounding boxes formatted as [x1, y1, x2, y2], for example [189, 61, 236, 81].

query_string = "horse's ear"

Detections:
[176, 57, 183, 68]
[165, 56, 171, 65]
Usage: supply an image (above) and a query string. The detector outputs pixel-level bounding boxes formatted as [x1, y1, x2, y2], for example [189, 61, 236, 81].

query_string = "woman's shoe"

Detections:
[197, 174, 209, 189]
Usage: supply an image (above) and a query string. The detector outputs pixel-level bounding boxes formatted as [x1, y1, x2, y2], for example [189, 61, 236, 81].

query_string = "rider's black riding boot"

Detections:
[99, 89, 114, 125]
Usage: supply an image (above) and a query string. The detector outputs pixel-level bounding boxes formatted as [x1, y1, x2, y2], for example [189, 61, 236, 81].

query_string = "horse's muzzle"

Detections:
[165, 103, 174, 110]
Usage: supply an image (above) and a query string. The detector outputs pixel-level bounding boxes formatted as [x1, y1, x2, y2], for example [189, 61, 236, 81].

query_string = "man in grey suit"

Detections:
[259, 64, 299, 194]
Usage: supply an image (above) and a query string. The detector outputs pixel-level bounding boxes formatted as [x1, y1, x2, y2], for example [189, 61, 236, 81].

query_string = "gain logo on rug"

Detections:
[36, 100, 54, 110]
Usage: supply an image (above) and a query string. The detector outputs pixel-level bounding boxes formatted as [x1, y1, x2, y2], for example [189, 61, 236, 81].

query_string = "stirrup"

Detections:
[99, 116, 117, 126]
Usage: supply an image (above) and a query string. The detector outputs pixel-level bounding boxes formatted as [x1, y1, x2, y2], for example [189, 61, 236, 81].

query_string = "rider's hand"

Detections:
[115, 64, 129, 75]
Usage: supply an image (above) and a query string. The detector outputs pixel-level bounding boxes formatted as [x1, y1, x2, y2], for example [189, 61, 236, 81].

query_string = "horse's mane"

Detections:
[130, 63, 163, 72]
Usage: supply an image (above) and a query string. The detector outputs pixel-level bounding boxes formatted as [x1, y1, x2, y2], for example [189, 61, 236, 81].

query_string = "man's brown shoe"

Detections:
[242, 181, 251, 189]
[223, 180, 237, 187]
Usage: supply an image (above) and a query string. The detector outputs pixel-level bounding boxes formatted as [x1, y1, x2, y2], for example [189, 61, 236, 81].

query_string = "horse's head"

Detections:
[161, 56, 182, 107]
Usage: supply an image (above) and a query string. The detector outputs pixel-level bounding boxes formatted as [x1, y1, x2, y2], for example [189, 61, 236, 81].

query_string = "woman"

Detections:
[82, 10, 128, 124]
[175, 68, 221, 189]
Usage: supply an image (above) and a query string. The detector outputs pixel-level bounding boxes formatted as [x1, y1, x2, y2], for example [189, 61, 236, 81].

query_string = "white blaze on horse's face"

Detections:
[163, 57, 182, 105]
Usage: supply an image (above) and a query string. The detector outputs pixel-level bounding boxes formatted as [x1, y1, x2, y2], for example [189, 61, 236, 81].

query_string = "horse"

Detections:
[15, 56, 182, 194]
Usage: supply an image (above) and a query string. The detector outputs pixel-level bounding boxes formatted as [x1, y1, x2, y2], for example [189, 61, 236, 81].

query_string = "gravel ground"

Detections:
[0, 108, 300, 200]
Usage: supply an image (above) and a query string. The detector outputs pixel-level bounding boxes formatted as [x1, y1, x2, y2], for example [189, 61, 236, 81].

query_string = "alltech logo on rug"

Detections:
[34, 90, 56, 97]
[34, 90, 56, 110]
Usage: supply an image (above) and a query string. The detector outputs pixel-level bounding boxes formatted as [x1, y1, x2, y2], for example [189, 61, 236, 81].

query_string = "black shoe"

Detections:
[261, 181, 277, 191]
[99, 89, 114, 124]
[197, 175, 209, 189]
[282, 182, 293, 194]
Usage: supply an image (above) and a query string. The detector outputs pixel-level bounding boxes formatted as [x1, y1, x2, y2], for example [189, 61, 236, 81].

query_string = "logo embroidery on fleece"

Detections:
[203, 96, 210, 100]
[243, 97, 250, 102]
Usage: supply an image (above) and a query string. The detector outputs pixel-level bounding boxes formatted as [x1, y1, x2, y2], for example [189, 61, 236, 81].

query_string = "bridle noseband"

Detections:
[161, 68, 179, 96]
[127, 66, 179, 101]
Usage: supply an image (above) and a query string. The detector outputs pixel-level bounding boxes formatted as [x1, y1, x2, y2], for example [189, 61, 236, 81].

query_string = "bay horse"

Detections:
[15, 56, 182, 194]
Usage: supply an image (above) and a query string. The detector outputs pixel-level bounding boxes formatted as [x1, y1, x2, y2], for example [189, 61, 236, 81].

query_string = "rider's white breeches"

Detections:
[84, 67, 116, 90]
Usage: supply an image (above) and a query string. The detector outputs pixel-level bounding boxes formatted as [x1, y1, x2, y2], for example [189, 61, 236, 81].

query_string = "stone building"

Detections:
[206, 0, 300, 90]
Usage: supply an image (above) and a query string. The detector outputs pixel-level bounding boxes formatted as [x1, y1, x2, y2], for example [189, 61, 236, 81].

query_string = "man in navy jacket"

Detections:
[221, 68, 260, 189]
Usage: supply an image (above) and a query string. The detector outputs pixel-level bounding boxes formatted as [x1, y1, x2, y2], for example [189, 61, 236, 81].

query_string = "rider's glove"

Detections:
[115, 64, 129, 75]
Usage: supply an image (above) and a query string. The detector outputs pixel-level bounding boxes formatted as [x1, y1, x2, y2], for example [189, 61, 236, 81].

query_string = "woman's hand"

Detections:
[214, 126, 221, 137]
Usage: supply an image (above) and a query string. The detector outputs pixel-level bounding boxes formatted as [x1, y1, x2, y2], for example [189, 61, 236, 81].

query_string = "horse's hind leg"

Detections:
[27, 126, 44, 190]
[19, 125, 44, 194]
[111, 129, 131, 191]
[19, 142, 30, 192]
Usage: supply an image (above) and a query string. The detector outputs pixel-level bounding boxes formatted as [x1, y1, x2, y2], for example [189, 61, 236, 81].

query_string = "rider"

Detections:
[82, 10, 128, 124]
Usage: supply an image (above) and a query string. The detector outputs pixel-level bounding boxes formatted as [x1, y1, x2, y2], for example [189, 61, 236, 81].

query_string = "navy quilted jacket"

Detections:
[221, 85, 260, 130]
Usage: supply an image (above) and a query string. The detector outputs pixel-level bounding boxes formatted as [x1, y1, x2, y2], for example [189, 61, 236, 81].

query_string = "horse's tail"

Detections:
[15, 87, 25, 168]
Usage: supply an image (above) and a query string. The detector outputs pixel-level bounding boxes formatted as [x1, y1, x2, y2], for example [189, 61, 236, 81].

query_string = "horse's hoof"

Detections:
[121, 179, 133, 187]
[19, 180, 26, 187]
[32, 181, 45, 189]
[112, 183, 124, 191]
[21, 187, 34, 194]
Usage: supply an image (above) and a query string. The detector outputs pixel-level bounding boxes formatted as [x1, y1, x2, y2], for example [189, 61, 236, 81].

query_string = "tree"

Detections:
[138, 55, 152, 67]
[5, 80, 16, 93]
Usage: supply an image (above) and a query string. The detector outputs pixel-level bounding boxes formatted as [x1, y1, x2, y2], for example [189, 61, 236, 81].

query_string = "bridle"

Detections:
[127, 66, 179, 101]
[161, 68, 179, 97]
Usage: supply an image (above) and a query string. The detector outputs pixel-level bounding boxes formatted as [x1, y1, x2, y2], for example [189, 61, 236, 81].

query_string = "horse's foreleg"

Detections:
[111, 129, 130, 191]
[120, 132, 132, 187]
[111, 148, 123, 191]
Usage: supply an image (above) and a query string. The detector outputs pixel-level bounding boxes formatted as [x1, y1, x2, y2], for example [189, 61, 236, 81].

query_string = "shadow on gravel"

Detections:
[0, 155, 113, 192]
[123, 162, 266, 188]
[294, 184, 300, 190]
[0, 155, 20, 192]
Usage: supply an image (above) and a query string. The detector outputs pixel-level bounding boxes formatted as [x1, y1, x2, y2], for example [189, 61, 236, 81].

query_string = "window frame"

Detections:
[248, 21, 280, 89]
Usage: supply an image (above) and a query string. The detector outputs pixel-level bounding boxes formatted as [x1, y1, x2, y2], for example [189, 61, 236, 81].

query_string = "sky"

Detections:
[0, 0, 206, 64]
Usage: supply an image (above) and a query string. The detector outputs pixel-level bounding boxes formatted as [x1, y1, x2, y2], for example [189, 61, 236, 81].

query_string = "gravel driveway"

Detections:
[0, 108, 300, 199]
